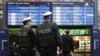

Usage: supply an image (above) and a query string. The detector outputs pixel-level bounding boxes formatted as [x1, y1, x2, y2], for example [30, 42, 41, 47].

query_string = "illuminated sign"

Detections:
[59, 28, 91, 35]
[7, 2, 94, 26]
[7, 2, 51, 26]
[53, 2, 94, 25]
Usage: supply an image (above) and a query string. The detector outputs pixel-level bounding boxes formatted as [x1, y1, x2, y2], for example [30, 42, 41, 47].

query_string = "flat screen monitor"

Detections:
[53, 2, 94, 25]
[7, 2, 52, 26]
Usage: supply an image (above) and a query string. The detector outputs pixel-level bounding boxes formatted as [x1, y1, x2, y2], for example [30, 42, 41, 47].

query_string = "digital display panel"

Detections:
[53, 2, 94, 25]
[7, 2, 51, 26]
[7, 2, 94, 26]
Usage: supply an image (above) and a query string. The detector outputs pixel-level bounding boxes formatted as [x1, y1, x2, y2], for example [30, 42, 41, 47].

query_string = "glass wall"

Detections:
[13, 0, 90, 2]
[97, 0, 100, 29]
[98, 0, 100, 16]
[73, 36, 91, 52]
[0, 0, 3, 19]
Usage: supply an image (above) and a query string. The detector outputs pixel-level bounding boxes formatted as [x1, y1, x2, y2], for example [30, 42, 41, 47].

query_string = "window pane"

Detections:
[0, 1, 3, 19]
[0, 0, 1, 1]
[98, 0, 100, 16]
[98, 16, 100, 29]
[16, 0, 90, 2]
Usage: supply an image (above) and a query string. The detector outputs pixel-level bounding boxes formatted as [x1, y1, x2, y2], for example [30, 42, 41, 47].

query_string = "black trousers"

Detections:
[63, 51, 72, 56]
[19, 47, 35, 56]
[40, 46, 57, 56]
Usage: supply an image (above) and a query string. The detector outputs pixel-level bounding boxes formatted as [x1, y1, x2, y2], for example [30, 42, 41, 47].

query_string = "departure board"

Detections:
[7, 2, 51, 26]
[7, 2, 94, 26]
[53, 2, 94, 25]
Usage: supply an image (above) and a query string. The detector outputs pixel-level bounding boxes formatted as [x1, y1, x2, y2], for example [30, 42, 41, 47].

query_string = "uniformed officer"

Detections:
[17, 17, 36, 56]
[62, 30, 74, 56]
[37, 11, 63, 56]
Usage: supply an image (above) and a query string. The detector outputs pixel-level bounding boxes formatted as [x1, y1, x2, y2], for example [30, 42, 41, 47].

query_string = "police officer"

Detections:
[37, 11, 63, 56]
[17, 17, 36, 56]
[62, 30, 74, 56]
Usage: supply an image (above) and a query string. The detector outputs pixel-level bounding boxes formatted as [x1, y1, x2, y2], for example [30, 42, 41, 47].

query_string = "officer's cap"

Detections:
[23, 17, 32, 22]
[43, 11, 52, 16]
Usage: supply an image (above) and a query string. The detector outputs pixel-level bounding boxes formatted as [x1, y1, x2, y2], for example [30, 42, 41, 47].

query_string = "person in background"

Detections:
[37, 11, 63, 56]
[17, 17, 36, 56]
[62, 30, 74, 56]
[10, 42, 17, 56]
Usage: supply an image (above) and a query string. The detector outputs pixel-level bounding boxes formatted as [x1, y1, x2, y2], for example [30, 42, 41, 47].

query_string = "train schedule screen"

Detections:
[7, 2, 94, 26]
[7, 2, 51, 26]
[53, 2, 94, 25]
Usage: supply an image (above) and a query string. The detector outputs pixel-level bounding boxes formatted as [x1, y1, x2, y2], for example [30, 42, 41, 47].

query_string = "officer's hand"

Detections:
[37, 48, 41, 54]
[37, 50, 41, 55]
[71, 51, 74, 56]
[16, 45, 19, 48]
[57, 47, 62, 54]
[33, 47, 36, 50]
[59, 49, 62, 54]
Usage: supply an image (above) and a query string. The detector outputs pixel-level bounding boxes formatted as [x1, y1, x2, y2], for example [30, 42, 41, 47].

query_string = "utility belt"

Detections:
[19, 46, 36, 51]
[20, 48, 28, 50]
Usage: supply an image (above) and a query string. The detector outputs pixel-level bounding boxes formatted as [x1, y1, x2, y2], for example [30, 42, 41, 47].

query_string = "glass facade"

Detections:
[73, 36, 91, 52]
[12, 0, 90, 2]
[98, 0, 100, 16]
[0, 0, 3, 19]
[97, 0, 100, 29]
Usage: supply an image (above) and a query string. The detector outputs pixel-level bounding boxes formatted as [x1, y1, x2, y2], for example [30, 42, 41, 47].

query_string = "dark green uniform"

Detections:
[18, 27, 36, 56]
[18, 27, 31, 47]
[37, 22, 56, 47]
[37, 22, 62, 56]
